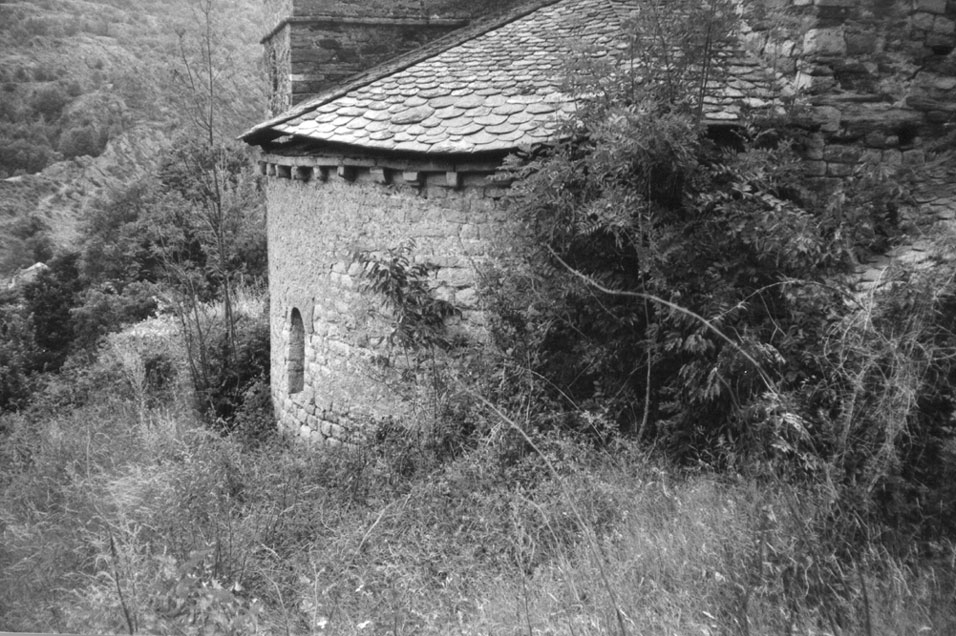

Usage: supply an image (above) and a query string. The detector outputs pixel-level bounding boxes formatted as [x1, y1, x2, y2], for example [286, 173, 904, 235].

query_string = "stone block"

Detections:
[912, 11, 936, 31]
[813, 105, 843, 132]
[925, 32, 955, 49]
[804, 160, 828, 176]
[916, 0, 947, 14]
[459, 223, 480, 240]
[883, 149, 903, 166]
[903, 149, 926, 165]
[827, 162, 854, 177]
[805, 133, 826, 150]
[456, 287, 479, 308]
[934, 77, 956, 91]
[933, 16, 956, 34]
[824, 145, 862, 163]
[845, 30, 879, 55]
[864, 131, 887, 148]
[803, 28, 846, 55]
[860, 149, 883, 165]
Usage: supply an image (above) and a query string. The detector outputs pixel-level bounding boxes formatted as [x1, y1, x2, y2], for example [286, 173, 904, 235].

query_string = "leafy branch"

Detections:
[353, 241, 460, 353]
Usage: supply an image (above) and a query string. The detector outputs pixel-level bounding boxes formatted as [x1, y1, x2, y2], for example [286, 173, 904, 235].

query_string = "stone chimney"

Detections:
[262, 1, 526, 115]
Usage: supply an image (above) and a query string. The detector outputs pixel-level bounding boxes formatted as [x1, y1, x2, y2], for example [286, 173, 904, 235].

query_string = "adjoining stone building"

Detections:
[243, 0, 956, 445]
[261, 0, 528, 114]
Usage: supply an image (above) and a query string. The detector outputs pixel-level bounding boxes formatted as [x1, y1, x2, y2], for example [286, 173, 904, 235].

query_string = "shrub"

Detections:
[814, 251, 956, 541]
[58, 124, 107, 159]
[29, 83, 69, 121]
[232, 378, 276, 448]
[174, 297, 270, 430]
[70, 281, 161, 351]
[21, 251, 85, 372]
[0, 303, 40, 411]
[0, 137, 54, 176]
[80, 181, 163, 286]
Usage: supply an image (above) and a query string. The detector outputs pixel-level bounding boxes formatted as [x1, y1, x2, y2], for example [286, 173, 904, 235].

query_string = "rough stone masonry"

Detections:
[247, 0, 956, 446]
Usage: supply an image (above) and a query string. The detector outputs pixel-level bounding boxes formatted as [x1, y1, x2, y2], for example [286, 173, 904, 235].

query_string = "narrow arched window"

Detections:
[288, 308, 305, 394]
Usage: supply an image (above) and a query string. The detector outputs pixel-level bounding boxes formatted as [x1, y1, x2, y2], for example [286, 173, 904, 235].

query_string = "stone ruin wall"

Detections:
[260, 160, 516, 445]
[744, 0, 956, 286]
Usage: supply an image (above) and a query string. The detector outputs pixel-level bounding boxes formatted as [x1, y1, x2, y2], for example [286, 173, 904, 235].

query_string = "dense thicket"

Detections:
[477, 3, 955, 544]
[0, 0, 269, 423]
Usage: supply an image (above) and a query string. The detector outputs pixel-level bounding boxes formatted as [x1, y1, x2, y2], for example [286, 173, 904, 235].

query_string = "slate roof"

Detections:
[242, 0, 778, 155]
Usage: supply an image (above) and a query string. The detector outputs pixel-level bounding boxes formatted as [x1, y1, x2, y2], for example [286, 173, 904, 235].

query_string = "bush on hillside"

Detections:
[0, 138, 54, 176]
[190, 311, 270, 429]
[29, 83, 69, 121]
[20, 251, 85, 372]
[80, 182, 163, 285]
[478, 0, 952, 552]
[70, 281, 161, 351]
[58, 124, 107, 159]
[0, 302, 40, 412]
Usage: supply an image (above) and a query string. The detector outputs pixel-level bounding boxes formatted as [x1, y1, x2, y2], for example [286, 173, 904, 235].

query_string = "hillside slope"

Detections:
[0, 0, 267, 277]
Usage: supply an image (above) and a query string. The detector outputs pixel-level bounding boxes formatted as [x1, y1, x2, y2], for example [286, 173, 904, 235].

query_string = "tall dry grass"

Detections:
[2, 292, 955, 634]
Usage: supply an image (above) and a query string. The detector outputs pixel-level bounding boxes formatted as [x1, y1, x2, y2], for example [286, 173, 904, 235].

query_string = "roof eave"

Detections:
[257, 134, 560, 159]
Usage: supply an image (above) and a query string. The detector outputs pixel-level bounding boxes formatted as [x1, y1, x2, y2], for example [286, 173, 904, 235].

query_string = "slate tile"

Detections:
[455, 94, 486, 109]
[527, 102, 558, 114]
[255, 0, 771, 155]
[448, 122, 484, 135]
[364, 120, 390, 133]
[391, 105, 435, 125]
[338, 106, 366, 118]
[364, 109, 391, 122]
[507, 111, 535, 124]
[430, 95, 463, 109]
[434, 106, 466, 119]
[464, 130, 500, 146]
[486, 122, 520, 135]
[475, 113, 509, 126]
[420, 87, 450, 99]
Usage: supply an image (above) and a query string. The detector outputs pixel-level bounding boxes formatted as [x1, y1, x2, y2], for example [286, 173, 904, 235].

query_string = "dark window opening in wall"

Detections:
[288, 308, 305, 394]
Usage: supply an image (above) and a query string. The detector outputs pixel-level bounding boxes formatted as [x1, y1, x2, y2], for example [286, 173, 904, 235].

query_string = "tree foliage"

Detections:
[487, 0, 954, 539]
[354, 242, 460, 352]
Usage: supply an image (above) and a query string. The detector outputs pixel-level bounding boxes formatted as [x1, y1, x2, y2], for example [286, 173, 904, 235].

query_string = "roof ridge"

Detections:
[241, 0, 563, 144]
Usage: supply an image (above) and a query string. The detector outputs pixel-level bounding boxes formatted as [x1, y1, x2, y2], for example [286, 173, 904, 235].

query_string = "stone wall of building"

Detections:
[263, 164, 516, 445]
[264, 24, 293, 115]
[743, 0, 956, 186]
[740, 0, 956, 287]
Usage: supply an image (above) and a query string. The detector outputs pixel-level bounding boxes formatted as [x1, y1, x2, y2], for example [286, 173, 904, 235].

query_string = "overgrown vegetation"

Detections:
[2, 0, 956, 633]
[1, 322, 954, 633]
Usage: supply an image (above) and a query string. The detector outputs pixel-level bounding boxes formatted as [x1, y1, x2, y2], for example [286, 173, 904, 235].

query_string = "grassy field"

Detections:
[1, 309, 954, 635]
